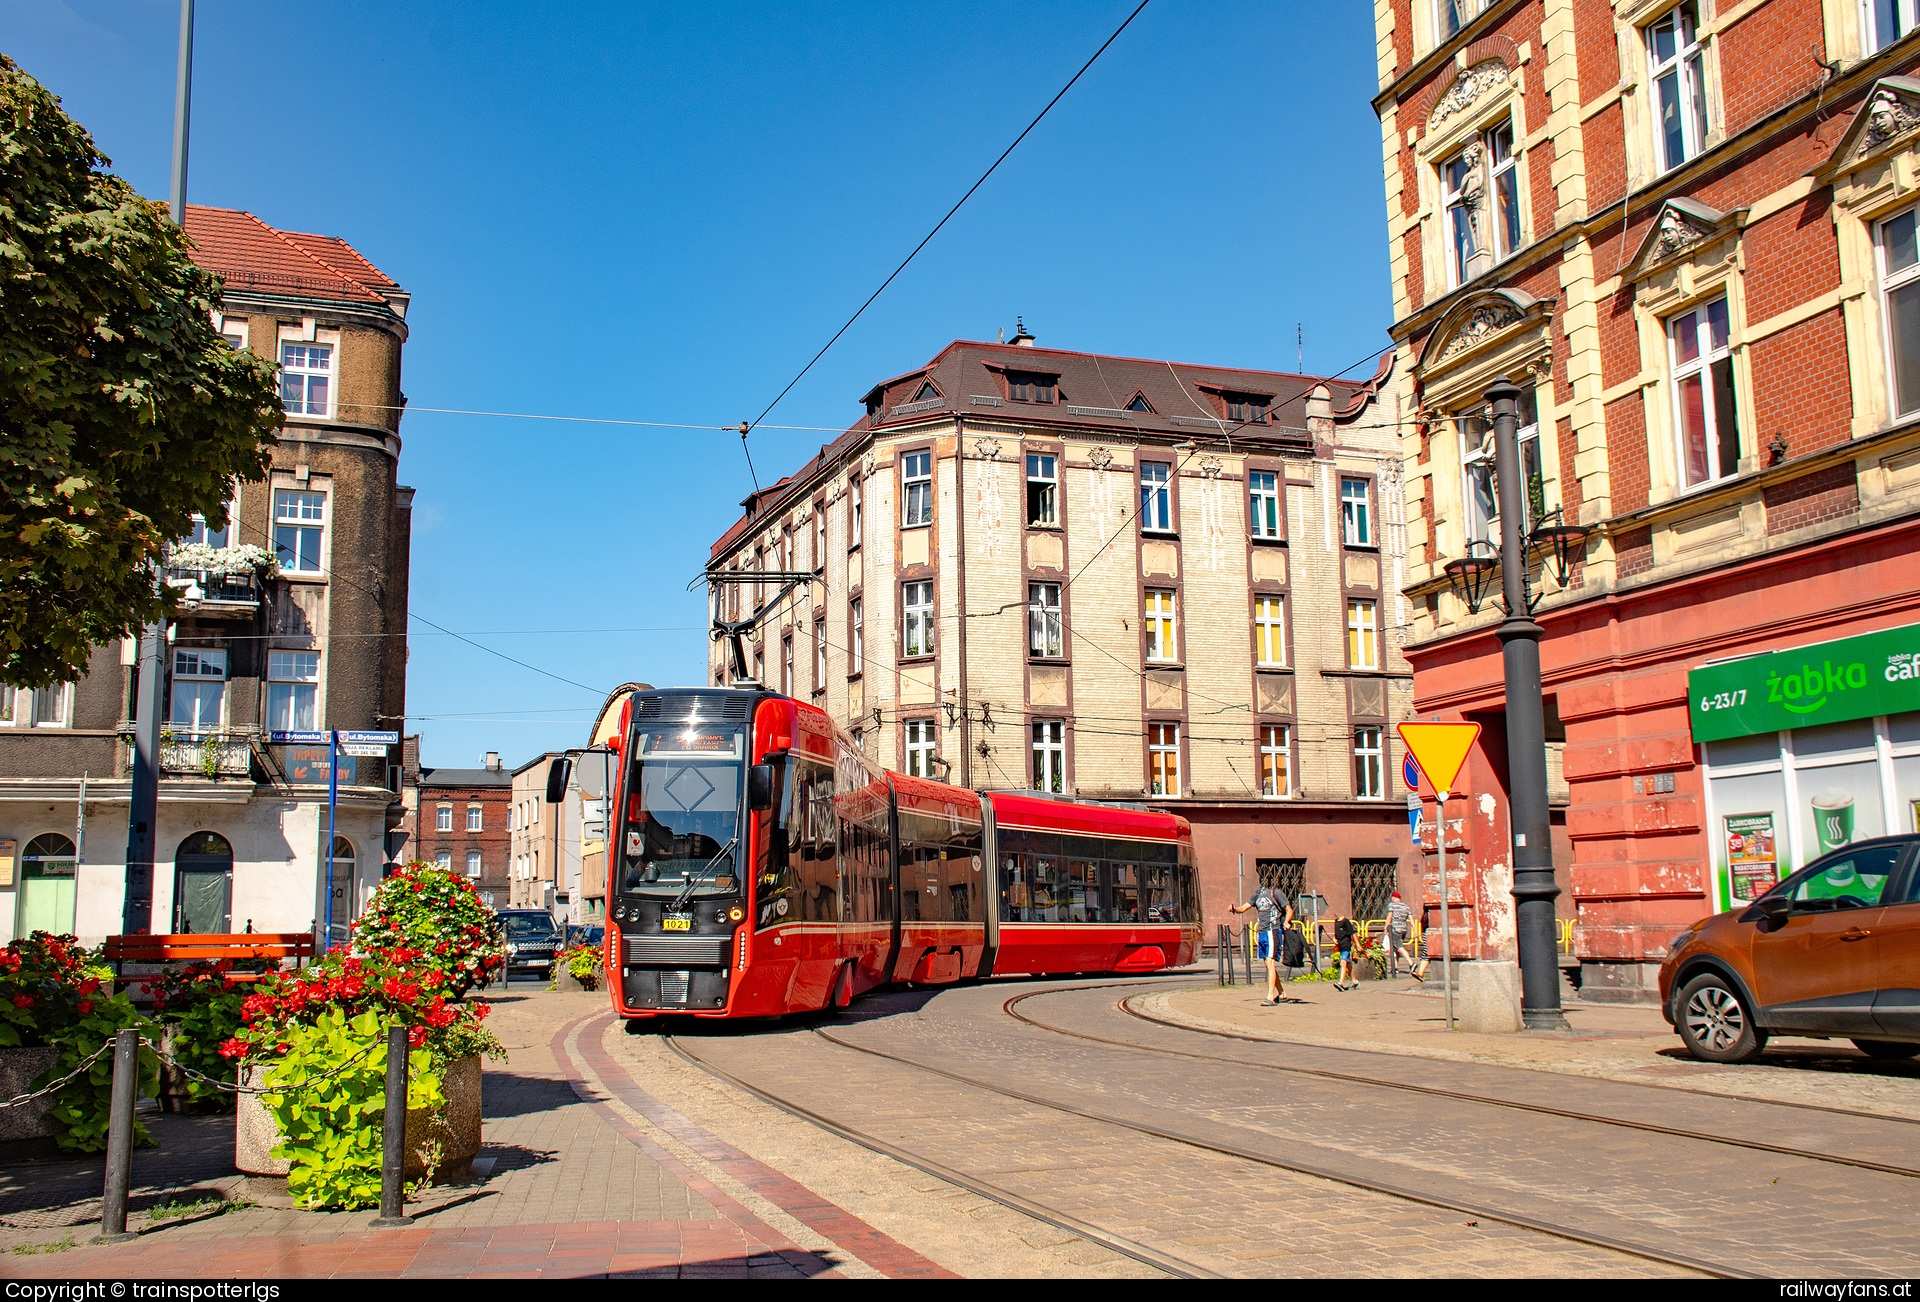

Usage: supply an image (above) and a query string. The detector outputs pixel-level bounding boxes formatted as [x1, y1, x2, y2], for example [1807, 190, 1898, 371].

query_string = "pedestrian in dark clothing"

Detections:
[1333, 915, 1359, 991]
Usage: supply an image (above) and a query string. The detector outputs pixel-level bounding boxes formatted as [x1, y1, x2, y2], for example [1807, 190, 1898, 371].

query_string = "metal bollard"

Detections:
[370, 1024, 412, 1227]
[96, 1028, 139, 1242]
[1216, 924, 1227, 985]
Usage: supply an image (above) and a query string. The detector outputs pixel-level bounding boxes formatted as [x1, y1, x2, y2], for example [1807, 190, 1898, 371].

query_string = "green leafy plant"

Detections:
[150, 959, 250, 1112]
[351, 862, 504, 998]
[0, 55, 281, 688]
[256, 1007, 441, 1211]
[557, 944, 600, 991]
[0, 931, 158, 1151]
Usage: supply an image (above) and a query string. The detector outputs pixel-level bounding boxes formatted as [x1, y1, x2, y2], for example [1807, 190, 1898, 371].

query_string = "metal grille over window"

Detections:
[1349, 859, 1398, 923]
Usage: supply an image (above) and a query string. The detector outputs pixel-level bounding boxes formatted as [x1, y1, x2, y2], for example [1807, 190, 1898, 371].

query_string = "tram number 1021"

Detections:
[1697, 688, 1749, 712]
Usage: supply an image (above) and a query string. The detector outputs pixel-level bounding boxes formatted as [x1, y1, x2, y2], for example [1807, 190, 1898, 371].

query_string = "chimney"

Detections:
[1011, 316, 1035, 347]
[484, 751, 501, 771]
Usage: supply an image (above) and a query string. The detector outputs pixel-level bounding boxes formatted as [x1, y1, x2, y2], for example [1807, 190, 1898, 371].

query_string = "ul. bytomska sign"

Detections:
[1688, 621, 1920, 743]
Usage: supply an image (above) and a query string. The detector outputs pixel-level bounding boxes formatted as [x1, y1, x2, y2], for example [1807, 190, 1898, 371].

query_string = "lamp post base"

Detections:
[1523, 1008, 1572, 1031]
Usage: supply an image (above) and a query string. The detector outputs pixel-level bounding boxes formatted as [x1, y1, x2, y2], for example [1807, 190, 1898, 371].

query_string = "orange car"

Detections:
[1659, 834, 1920, 1063]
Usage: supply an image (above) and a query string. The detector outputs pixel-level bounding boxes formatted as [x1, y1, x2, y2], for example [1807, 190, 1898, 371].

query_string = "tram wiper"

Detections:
[669, 837, 737, 912]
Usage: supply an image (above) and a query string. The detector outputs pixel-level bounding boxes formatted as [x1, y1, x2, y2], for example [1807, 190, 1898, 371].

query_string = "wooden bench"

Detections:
[104, 933, 315, 989]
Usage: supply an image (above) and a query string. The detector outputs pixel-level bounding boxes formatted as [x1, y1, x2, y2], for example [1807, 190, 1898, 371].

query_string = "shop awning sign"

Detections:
[1396, 721, 1480, 799]
[1688, 621, 1920, 743]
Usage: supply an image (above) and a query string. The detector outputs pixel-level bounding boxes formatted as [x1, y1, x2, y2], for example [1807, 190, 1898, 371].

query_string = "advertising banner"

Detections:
[1723, 812, 1778, 903]
[282, 746, 356, 786]
[1688, 621, 1920, 742]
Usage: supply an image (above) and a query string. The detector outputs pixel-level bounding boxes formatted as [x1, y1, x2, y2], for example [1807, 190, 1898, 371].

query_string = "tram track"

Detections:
[995, 983, 1920, 1181]
[662, 979, 1754, 1279]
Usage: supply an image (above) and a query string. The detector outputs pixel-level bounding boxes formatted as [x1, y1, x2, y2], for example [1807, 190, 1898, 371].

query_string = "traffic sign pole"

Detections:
[1398, 722, 1483, 1033]
[324, 730, 338, 954]
[1437, 789, 1454, 1030]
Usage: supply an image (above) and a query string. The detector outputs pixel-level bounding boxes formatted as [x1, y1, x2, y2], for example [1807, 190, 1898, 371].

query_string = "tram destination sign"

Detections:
[1688, 621, 1920, 743]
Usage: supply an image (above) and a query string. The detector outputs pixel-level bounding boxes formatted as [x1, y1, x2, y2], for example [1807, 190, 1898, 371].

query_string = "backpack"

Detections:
[1281, 927, 1306, 968]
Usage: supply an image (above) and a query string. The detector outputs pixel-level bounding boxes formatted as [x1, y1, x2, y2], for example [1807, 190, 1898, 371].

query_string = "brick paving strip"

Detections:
[0, 993, 947, 1278]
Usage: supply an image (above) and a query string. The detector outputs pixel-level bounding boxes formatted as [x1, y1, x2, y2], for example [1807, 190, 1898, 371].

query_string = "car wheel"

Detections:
[1850, 1038, 1920, 1060]
[1676, 973, 1767, 1063]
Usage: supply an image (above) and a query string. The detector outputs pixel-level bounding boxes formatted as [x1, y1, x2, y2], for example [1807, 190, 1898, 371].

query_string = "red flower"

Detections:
[473, 1001, 492, 1021]
[151, 996, 168, 1012]
[77, 977, 102, 996]
[217, 1038, 247, 1060]
[76, 999, 94, 1015]
[408, 1026, 429, 1048]
[11, 995, 33, 1008]
[275, 1042, 291, 1055]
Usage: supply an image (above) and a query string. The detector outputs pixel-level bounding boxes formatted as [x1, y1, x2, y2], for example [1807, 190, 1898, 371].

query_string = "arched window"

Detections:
[174, 831, 233, 934]
[328, 836, 356, 943]
[19, 834, 77, 936]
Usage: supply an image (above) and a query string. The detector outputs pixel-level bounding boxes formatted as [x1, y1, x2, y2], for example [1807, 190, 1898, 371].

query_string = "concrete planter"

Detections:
[0, 1046, 61, 1142]
[236, 1053, 483, 1183]
[555, 965, 599, 993]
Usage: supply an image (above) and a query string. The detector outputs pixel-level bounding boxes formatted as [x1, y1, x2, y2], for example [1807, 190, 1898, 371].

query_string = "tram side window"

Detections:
[1108, 862, 1142, 923]
[1000, 829, 1058, 922]
[1178, 842, 1200, 922]
[899, 808, 983, 923]
[781, 760, 840, 924]
[837, 786, 892, 924]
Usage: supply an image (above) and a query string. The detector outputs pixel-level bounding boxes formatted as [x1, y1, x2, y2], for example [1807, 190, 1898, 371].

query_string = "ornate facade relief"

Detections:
[973, 437, 1001, 461]
[1088, 445, 1114, 469]
[1859, 86, 1920, 159]
[1427, 60, 1510, 132]
[1436, 302, 1525, 364]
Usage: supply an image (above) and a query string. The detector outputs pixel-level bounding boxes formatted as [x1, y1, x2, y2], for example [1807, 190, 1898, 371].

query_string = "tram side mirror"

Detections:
[573, 747, 613, 800]
[544, 756, 573, 804]
[748, 763, 775, 811]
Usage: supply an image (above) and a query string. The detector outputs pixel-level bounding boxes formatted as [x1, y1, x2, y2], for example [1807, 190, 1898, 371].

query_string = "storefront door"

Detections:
[18, 835, 76, 936]
[173, 831, 233, 935]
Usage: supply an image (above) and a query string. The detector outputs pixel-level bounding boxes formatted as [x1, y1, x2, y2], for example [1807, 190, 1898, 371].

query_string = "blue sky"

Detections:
[8, 0, 1390, 767]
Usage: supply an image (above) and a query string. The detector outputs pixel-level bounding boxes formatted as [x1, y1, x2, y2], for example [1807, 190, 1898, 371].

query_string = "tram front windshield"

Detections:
[620, 725, 745, 899]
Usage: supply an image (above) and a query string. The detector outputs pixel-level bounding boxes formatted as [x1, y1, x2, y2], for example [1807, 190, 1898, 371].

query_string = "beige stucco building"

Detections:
[706, 333, 1426, 933]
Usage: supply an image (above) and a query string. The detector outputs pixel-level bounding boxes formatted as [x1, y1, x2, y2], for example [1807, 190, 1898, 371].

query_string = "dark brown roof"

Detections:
[709, 339, 1376, 562]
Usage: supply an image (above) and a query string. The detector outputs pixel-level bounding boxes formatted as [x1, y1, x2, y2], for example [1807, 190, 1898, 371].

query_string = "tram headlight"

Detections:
[727, 906, 744, 923]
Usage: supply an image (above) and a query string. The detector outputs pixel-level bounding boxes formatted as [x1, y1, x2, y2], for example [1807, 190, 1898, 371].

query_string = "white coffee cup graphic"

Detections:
[1812, 790, 1855, 855]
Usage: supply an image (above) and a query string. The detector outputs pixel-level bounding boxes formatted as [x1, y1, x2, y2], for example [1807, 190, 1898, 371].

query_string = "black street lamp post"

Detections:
[1487, 377, 1571, 1032]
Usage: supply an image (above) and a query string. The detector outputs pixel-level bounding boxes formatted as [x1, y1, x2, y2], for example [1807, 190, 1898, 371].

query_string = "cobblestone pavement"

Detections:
[671, 977, 1920, 1278]
[1157, 980, 1920, 1120]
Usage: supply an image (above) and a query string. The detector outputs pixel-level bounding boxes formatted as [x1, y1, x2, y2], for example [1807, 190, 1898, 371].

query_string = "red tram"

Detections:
[574, 686, 1201, 1020]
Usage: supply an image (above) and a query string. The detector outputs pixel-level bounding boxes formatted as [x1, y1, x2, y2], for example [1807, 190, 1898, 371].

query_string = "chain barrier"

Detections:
[0, 1040, 115, 1111]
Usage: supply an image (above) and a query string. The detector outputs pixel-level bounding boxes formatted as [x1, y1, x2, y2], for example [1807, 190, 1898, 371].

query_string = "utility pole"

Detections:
[124, 0, 194, 935]
[1487, 377, 1569, 1031]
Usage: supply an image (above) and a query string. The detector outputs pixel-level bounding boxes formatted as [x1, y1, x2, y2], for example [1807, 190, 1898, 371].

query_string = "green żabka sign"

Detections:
[1689, 621, 1920, 742]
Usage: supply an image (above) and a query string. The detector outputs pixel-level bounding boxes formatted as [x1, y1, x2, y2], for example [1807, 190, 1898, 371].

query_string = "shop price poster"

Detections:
[1725, 812, 1779, 902]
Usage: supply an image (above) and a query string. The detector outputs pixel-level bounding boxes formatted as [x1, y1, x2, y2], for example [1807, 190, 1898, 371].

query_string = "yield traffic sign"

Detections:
[1396, 721, 1481, 798]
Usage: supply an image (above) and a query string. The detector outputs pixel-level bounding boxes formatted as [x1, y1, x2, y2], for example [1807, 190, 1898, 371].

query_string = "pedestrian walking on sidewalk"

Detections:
[1384, 891, 1417, 977]
[1230, 884, 1294, 1006]
[1333, 915, 1359, 991]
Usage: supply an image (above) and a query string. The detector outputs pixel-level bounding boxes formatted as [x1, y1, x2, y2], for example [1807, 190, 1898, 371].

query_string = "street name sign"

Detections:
[1396, 721, 1481, 797]
[343, 730, 400, 745]
[269, 730, 329, 745]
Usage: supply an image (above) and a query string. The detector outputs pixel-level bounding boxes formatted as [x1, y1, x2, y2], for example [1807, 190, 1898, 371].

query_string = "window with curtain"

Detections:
[1881, 207, 1920, 418]
[1029, 583, 1063, 658]
[1668, 296, 1740, 488]
[1648, 2, 1708, 173]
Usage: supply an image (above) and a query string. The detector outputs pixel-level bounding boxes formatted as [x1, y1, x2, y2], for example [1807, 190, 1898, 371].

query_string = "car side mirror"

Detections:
[1754, 894, 1790, 925]
[748, 763, 775, 811]
[544, 756, 572, 804]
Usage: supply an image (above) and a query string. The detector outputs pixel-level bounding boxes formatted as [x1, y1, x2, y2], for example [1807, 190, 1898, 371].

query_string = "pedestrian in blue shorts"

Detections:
[1230, 883, 1295, 1006]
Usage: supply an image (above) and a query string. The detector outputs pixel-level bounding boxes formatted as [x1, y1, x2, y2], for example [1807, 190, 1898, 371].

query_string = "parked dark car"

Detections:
[1660, 835, 1920, 1063]
[495, 909, 563, 979]
[566, 924, 604, 949]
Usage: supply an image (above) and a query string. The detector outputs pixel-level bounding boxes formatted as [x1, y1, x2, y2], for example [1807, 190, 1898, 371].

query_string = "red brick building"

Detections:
[1373, 0, 1920, 999]
[394, 753, 513, 911]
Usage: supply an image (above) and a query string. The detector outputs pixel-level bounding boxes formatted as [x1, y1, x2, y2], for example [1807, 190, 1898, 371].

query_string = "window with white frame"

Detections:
[273, 490, 326, 573]
[1144, 590, 1177, 662]
[436, 805, 453, 833]
[1029, 582, 1063, 658]
[435, 849, 452, 870]
[1442, 121, 1521, 287]
[902, 450, 933, 527]
[221, 321, 248, 351]
[1881, 207, 1920, 418]
[1340, 478, 1373, 546]
[813, 619, 827, 688]
[1248, 470, 1281, 539]
[1869, 0, 1919, 51]
[280, 342, 333, 417]
[1140, 462, 1172, 532]
[904, 718, 937, 778]
[1259, 724, 1291, 799]
[1148, 722, 1181, 797]
[467, 805, 483, 832]
[266, 651, 319, 731]
[0, 684, 13, 725]
[1460, 386, 1545, 546]
[1032, 720, 1066, 793]
[169, 648, 227, 732]
[1026, 453, 1058, 526]
[849, 477, 863, 546]
[1648, 2, 1708, 174]
[902, 581, 934, 657]
[1435, 0, 1481, 40]
[465, 850, 482, 878]
[30, 683, 69, 727]
[813, 504, 826, 571]
[781, 633, 794, 696]
[1354, 726, 1386, 799]
[507, 805, 516, 832]
[185, 503, 232, 550]
[849, 598, 864, 674]
[1668, 295, 1740, 488]
[1347, 600, 1379, 671]
[1254, 595, 1287, 667]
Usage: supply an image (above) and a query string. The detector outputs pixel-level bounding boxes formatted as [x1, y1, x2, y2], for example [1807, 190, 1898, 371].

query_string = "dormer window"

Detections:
[912, 381, 940, 402]
[1006, 371, 1058, 404]
[866, 396, 884, 424]
[1223, 392, 1271, 424]
[1125, 392, 1155, 414]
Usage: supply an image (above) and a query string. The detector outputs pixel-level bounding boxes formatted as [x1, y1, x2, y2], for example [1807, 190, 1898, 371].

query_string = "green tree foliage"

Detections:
[0, 54, 280, 687]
